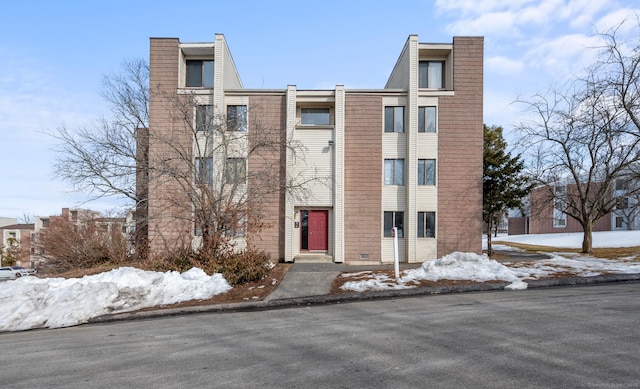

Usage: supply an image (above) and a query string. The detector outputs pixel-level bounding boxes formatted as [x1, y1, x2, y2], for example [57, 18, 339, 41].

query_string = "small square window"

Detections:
[384, 107, 404, 133]
[419, 61, 444, 89]
[384, 159, 405, 185]
[186, 60, 214, 88]
[301, 108, 331, 125]
[227, 105, 247, 132]
[418, 106, 437, 133]
[384, 211, 404, 238]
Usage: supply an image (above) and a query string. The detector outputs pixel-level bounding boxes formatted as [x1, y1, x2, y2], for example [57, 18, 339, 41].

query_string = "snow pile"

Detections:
[406, 252, 528, 290]
[341, 252, 528, 292]
[0, 267, 231, 331]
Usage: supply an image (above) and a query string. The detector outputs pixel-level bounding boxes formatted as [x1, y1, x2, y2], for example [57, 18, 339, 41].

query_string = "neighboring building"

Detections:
[147, 34, 484, 263]
[0, 221, 34, 267]
[509, 179, 640, 235]
[32, 208, 127, 264]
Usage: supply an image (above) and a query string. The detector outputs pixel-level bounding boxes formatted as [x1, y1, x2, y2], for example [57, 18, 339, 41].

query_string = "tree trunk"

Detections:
[581, 220, 593, 254]
[486, 218, 493, 257]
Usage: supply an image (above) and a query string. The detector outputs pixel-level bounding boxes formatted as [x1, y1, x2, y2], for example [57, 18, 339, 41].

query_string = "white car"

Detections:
[0, 266, 37, 280]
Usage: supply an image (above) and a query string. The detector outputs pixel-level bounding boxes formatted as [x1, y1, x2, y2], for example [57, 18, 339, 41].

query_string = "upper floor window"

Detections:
[384, 159, 405, 185]
[419, 61, 444, 89]
[186, 60, 214, 88]
[195, 157, 213, 185]
[301, 108, 331, 125]
[418, 106, 437, 133]
[227, 105, 247, 132]
[225, 158, 247, 184]
[384, 106, 404, 133]
[418, 159, 436, 185]
[196, 105, 213, 132]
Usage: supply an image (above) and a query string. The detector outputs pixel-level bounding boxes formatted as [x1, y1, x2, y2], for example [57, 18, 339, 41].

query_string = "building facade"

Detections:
[147, 34, 484, 263]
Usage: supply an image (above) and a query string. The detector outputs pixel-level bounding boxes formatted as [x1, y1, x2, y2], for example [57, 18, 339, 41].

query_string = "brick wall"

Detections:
[248, 94, 286, 260]
[148, 38, 193, 255]
[344, 94, 383, 262]
[437, 37, 484, 256]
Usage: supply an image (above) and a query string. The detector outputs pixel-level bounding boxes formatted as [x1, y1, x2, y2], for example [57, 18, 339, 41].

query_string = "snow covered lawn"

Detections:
[338, 231, 640, 293]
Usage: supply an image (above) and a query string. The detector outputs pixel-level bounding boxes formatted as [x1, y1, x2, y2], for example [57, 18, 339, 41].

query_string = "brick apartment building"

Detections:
[147, 34, 484, 264]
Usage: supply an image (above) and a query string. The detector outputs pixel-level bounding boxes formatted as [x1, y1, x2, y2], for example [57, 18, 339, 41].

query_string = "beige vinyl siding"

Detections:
[293, 128, 334, 206]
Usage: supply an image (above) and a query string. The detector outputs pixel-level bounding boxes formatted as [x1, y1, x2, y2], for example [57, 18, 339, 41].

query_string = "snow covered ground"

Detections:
[0, 267, 231, 332]
[340, 231, 640, 293]
[1, 231, 638, 332]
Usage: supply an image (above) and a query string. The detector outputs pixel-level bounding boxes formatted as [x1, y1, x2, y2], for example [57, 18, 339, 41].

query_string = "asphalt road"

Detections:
[1, 283, 639, 388]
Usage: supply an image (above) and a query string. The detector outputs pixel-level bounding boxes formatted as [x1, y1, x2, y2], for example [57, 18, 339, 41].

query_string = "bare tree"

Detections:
[49, 58, 149, 258]
[148, 90, 315, 260]
[516, 79, 640, 252]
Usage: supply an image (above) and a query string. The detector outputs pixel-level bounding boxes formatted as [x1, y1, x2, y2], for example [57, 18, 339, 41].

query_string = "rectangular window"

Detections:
[195, 157, 213, 185]
[620, 197, 630, 209]
[418, 106, 437, 133]
[186, 60, 214, 87]
[553, 186, 567, 228]
[384, 159, 405, 185]
[418, 159, 436, 185]
[384, 106, 404, 133]
[227, 105, 247, 132]
[224, 215, 246, 237]
[419, 61, 444, 89]
[225, 158, 246, 183]
[383, 211, 404, 238]
[301, 108, 331, 125]
[196, 105, 213, 132]
[418, 212, 436, 238]
[616, 216, 624, 228]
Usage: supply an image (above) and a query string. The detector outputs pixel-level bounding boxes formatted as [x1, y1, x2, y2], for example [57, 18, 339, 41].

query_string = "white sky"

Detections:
[0, 230, 638, 332]
[1, 1, 639, 218]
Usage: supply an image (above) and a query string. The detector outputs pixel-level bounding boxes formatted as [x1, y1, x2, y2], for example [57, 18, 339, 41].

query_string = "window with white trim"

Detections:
[186, 60, 214, 87]
[227, 105, 247, 132]
[384, 106, 404, 133]
[383, 211, 404, 238]
[196, 105, 213, 132]
[418, 159, 436, 185]
[418, 106, 437, 133]
[195, 157, 213, 185]
[225, 158, 247, 183]
[384, 159, 405, 185]
[418, 212, 435, 238]
[419, 61, 444, 89]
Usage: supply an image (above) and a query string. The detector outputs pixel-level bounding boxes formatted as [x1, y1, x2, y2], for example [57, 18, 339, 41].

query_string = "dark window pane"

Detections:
[418, 160, 425, 185]
[186, 60, 203, 87]
[395, 212, 404, 238]
[419, 62, 428, 88]
[301, 211, 308, 249]
[418, 107, 425, 132]
[384, 212, 393, 237]
[418, 212, 425, 237]
[227, 105, 247, 131]
[384, 107, 394, 133]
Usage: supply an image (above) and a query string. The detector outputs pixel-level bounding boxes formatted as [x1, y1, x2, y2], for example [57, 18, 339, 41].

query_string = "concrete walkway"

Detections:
[265, 262, 422, 301]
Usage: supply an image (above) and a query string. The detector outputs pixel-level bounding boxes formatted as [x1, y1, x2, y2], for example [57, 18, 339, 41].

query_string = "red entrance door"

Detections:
[301, 210, 328, 251]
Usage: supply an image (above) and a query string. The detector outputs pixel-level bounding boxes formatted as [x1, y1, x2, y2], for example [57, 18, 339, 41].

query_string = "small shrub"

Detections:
[214, 249, 272, 286]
